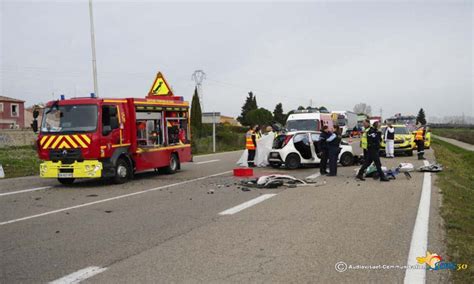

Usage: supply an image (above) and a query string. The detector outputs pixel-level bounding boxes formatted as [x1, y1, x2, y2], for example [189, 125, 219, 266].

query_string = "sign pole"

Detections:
[89, 0, 99, 97]
[212, 112, 216, 153]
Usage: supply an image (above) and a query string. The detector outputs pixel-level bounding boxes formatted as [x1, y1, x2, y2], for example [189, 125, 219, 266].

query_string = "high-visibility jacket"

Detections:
[361, 128, 370, 150]
[415, 127, 424, 141]
[255, 131, 262, 140]
[246, 131, 256, 150]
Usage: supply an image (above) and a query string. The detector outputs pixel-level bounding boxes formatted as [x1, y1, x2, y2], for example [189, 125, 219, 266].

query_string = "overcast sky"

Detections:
[1, 0, 473, 119]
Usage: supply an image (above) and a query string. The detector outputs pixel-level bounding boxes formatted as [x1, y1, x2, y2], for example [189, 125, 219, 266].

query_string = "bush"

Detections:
[192, 124, 246, 155]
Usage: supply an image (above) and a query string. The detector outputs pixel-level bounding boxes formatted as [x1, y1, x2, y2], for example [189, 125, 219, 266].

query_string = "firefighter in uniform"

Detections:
[415, 123, 426, 160]
[246, 125, 258, 167]
[356, 121, 389, 182]
[360, 119, 371, 160]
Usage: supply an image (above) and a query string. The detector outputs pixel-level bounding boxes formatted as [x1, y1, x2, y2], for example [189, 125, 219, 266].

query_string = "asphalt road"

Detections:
[0, 142, 448, 283]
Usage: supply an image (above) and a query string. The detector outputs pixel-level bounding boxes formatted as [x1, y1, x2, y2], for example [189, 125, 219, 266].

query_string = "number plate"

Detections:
[58, 173, 73, 178]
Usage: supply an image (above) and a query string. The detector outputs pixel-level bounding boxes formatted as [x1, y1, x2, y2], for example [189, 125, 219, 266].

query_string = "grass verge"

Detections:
[0, 146, 40, 178]
[432, 128, 474, 145]
[432, 138, 473, 282]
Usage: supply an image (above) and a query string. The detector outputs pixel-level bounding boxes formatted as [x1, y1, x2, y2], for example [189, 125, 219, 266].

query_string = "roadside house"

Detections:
[0, 96, 25, 129]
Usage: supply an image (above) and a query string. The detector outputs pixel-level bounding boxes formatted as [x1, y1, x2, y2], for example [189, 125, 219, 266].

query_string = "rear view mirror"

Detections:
[31, 120, 38, 133]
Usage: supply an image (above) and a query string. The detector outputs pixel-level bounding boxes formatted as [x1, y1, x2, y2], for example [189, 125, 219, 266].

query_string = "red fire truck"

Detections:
[32, 72, 192, 185]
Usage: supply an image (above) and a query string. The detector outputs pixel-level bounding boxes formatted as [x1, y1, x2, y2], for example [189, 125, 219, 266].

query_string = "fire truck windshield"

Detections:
[41, 104, 98, 133]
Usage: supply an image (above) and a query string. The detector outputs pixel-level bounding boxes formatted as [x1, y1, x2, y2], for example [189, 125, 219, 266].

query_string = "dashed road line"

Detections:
[219, 194, 277, 215]
[0, 186, 52, 197]
[49, 266, 107, 284]
[195, 159, 220, 165]
[0, 171, 232, 226]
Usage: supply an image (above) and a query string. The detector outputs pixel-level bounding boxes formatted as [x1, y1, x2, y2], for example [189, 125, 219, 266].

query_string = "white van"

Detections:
[286, 110, 334, 132]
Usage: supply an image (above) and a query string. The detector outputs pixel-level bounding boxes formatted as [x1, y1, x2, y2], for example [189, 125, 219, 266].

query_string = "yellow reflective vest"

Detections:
[415, 127, 424, 141]
[361, 128, 370, 150]
[246, 131, 256, 150]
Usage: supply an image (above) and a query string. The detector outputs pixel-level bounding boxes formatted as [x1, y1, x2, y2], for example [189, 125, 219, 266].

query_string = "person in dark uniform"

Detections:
[327, 126, 342, 176]
[318, 125, 331, 175]
[356, 121, 389, 182]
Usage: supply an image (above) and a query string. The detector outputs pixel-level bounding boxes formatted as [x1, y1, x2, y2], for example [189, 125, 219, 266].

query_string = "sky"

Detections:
[1, 0, 473, 120]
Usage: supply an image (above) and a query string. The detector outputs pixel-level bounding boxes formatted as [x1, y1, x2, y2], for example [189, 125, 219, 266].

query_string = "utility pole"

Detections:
[191, 70, 206, 111]
[89, 0, 99, 97]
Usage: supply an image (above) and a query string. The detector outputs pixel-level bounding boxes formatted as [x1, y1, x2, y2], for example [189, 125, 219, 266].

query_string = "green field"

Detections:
[432, 128, 474, 145]
[0, 146, 40, 178]
[432, 138, 474, 282]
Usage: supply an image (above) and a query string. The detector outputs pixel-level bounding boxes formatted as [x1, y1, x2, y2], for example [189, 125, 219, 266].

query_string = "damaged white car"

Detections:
[268, 131, 354, 169]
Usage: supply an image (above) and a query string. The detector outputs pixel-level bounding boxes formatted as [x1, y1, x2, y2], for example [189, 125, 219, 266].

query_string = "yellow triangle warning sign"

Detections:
[148, 72, 173, 96]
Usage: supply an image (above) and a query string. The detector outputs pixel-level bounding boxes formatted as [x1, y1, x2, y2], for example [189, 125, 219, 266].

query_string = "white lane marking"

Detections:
[404, 160, 431, 284]
[0, 171, 232, 226]
[195, 159, 220, 165]
[306, 173, 321, 178]
[49, 266, 107, 284]
[0, 186, 52, 197]
[194, 150, 242, 158]
[219, 194, 277, 215]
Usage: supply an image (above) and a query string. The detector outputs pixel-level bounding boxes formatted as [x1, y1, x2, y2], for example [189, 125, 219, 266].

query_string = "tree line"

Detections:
[190, 87, 428, 137]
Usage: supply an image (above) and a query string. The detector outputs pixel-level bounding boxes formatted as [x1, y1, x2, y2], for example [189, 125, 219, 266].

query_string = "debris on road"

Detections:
[419, 163, 443, 172]
[238, 174, 322, 189]
[241, 187, 251, 192]
[398, 163, 414, 172]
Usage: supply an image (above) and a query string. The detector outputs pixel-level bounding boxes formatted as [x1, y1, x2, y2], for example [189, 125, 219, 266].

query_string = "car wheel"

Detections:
[113, 158, 131, 184]
[285, 153, 301, 169]
[58, 178, 75, 185]
[340, 152, 354, 167]
[270, 162, 281, 169]
[406, 150, 413, 156]
[159, 153, 179, 174]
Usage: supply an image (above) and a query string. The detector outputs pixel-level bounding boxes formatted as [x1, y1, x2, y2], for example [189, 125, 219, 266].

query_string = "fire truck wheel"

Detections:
[58, 178, 75, 185]
[113, 158, 131, 184]
[159, 153, 179, 174]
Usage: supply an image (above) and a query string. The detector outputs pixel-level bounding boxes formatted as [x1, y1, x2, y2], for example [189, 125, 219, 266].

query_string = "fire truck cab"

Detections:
[34, 72, 192, 185]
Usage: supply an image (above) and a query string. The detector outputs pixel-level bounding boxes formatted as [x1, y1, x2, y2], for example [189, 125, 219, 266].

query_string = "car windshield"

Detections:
[41, 104, 98, 133]
[382, 127, 410, 135]
[286, 119, 319, 131]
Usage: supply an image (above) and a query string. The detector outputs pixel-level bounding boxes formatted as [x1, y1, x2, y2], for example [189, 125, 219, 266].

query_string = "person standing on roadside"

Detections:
[414, 122, 426, 160]
[356, 121, 389, 182]
[360, 119, 371, 160]
[245, 125, 258, 167]
[384, 123, 395, 158]
[318, 125, 331, 175]
[327, 126, 342, 176]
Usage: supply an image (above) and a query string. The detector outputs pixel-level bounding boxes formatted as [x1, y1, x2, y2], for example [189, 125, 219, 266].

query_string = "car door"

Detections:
[293, 133, 312, 160]
[310, 133, 322, 161]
